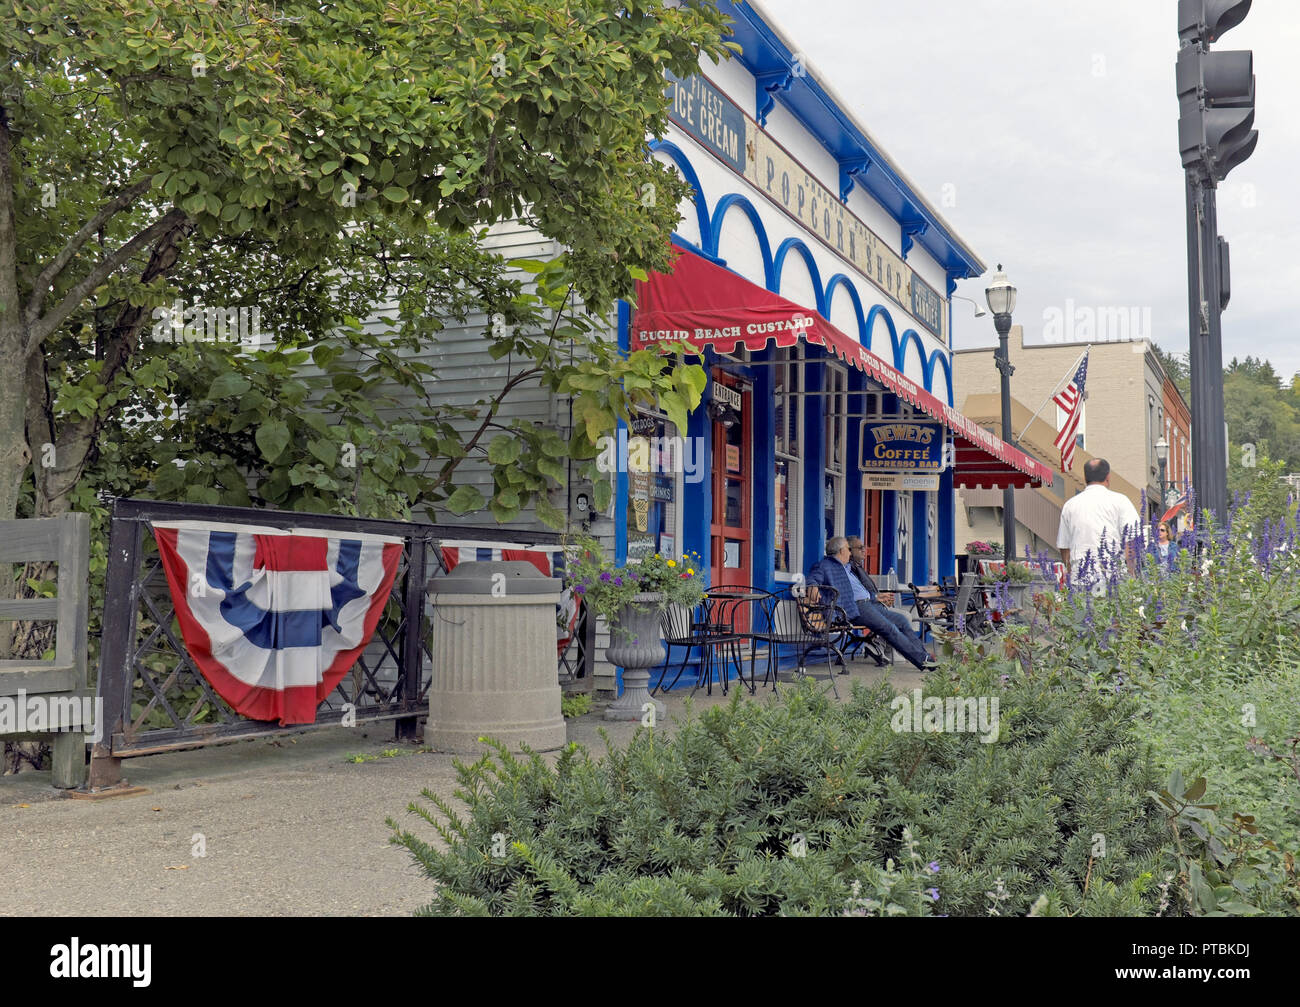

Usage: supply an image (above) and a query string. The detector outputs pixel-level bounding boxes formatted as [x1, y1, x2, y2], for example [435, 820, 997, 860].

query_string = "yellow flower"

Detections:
[687, 568, 695, 576]
[667, 559, 676, 568]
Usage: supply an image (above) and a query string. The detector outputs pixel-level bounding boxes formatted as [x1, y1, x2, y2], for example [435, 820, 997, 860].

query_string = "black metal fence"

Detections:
[89, 498, 591, 787]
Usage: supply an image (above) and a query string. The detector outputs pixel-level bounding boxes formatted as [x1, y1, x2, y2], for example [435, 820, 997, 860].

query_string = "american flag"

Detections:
[1052, 351, 1089, 472]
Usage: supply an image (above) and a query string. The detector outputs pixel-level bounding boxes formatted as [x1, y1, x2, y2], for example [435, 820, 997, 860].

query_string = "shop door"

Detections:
[862, 489, 882, 575]
[710, 373, 751, 596]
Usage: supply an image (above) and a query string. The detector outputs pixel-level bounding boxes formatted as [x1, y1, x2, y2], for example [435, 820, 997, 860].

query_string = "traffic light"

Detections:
[1177, 0, 1251, 44]
[1176, 0, 1257, 180]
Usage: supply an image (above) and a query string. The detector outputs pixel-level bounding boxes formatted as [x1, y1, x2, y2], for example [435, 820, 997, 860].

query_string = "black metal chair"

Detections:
[949, 573, 993, 638]
[754, 585, 843, 698]
[909, 581, 955, 644]
[651, 601, 706, 695]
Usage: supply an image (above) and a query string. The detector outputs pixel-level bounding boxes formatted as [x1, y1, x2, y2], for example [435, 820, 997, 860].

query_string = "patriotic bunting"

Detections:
[152, 521, 403, 726]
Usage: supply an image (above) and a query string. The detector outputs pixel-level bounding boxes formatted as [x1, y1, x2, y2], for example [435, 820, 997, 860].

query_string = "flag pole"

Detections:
[1017, 347, 1087, 442]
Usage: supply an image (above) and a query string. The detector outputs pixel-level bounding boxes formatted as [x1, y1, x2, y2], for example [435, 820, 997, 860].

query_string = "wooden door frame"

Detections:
[709, 371, 752, 588]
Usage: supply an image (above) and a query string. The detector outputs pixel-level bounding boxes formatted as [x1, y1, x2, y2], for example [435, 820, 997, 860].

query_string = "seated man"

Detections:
[807, 536, 937, 671]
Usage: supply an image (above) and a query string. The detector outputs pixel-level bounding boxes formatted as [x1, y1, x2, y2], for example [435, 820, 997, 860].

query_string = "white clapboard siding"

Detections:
[311, 218, 615, 535]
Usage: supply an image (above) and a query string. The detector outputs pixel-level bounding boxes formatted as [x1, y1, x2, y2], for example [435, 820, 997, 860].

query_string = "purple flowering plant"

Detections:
[564, 535, 706, 629]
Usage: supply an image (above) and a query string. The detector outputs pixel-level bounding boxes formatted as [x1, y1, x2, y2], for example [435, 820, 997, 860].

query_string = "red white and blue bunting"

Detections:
[152, 521, 403, 726]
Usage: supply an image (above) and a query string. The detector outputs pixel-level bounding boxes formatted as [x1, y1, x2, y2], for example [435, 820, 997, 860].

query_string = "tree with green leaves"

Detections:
[0, 0, 735, 531]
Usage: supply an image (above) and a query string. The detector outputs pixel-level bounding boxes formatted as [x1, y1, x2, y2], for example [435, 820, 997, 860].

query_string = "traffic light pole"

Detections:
[1177, 0, 1256, 528]
[1184, 170, 1228, 525]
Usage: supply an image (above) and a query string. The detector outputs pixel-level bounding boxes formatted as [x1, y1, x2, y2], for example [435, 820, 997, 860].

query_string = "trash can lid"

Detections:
[427, 559, 561, 596]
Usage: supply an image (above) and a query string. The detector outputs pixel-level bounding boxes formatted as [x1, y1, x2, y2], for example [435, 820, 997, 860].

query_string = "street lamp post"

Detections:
[985, 265, 1017, 564]
[1155, 436, 1169, 516]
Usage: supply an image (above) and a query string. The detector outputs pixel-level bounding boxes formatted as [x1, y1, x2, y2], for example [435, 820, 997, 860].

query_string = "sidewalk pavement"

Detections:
[0, 656, 924, 917]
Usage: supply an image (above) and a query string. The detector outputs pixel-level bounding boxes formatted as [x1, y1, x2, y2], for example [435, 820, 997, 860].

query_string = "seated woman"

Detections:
[806, 537, 937, 671]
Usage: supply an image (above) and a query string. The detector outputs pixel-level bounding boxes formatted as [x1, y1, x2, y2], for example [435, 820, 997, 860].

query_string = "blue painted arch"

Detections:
[862, 303, 897, 357]
[895, 328, 928, 380]
[647, 140, 712, 252]
[652, 143, 953, 396]
[772, 237, 827, 315]
[926, 350, 954, 406]
[824, 273, 867, 340]
[707, 193, 777, 291]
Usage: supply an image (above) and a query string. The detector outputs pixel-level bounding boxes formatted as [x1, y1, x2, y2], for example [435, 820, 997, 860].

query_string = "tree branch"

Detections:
[25, 176, 153, 324]
[24, 206, 188, 358]
[429, 364, 543, 493]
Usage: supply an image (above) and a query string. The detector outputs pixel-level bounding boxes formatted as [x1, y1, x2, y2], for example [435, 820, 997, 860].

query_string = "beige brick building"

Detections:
[952, 327, 1191, 559]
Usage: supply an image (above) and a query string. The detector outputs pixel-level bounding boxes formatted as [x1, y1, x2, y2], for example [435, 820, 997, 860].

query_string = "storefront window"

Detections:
[824, 365, 847, 542]
[625, 411, 682, 561]
[774, 347, 802, 576]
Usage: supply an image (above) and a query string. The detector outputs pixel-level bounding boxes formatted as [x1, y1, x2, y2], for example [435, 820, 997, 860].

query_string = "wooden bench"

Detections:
[0, 514, 91, 788]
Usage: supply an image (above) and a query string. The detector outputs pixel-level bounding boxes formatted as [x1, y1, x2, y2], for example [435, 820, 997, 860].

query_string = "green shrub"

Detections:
[986, 495, 1300, 913]
[560, 693, 592, 719]
[1148, 770, 1299, 916]
[390, 672, 1170, 917]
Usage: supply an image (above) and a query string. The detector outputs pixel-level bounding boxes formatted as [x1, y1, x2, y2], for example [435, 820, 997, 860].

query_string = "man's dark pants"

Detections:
[851, 599, 930, 668]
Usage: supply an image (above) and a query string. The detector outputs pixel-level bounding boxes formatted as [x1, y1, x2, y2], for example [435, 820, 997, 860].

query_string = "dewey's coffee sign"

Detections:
[859, 421, 944, 472]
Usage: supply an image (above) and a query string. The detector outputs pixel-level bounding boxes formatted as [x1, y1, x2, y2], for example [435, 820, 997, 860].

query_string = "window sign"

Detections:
[626, 411, 681, 560]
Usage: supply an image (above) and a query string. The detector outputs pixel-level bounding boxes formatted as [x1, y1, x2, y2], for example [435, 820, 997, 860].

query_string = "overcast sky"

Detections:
[759, 0, 1299, 383]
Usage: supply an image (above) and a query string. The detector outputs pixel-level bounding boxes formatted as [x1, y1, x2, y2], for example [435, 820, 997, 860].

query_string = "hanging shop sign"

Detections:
[712, 382, 741, 411]
[859, 420, 944, 472]
[863, 473, 942, 492]
[663, 71, 945, 341]
[665, 70, 746, 175]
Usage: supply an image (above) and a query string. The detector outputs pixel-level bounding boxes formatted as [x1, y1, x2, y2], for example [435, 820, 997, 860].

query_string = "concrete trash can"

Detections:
[425, 560, 567, 753]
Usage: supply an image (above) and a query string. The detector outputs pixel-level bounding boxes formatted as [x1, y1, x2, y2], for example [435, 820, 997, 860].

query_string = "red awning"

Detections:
[632, 246, 1054, 490]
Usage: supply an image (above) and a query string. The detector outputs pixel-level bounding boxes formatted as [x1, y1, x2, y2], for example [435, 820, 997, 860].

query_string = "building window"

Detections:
[773, 346, 802, 577]
[625, 410, 683, 561]
[824, 364, 847, 543]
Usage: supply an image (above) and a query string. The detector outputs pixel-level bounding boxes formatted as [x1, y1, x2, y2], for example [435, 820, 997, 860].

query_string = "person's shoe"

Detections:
[920, 655, 940, 671]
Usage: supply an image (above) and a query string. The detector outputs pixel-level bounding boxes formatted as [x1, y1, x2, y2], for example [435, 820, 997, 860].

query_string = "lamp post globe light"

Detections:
[1155, 436, 1170, 512]
[985, 265, 1017, 563]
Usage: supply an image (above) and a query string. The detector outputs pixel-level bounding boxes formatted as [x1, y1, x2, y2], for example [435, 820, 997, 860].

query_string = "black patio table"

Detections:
[694, 586, 770, 695]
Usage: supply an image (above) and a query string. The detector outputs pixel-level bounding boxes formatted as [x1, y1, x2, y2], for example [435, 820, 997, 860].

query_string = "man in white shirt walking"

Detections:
[1056, 458, 1142, 592]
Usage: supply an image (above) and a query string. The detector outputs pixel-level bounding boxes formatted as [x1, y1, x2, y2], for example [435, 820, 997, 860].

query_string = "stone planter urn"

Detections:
[1004, 579, 1053, 611]
[603, 592, 667, 722]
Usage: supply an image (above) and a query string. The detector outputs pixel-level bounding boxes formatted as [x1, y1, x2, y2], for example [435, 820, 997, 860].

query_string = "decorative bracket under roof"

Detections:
[900, 214, 929, 261]
[946, 266, 973, 298]
[838, 155, 871, 203]
[755, 69, 794, 127]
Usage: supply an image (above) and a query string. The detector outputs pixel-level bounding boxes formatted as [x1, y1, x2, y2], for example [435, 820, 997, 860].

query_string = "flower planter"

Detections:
[1001, 579, 1054, 611]
[603, 592, 667, 722]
